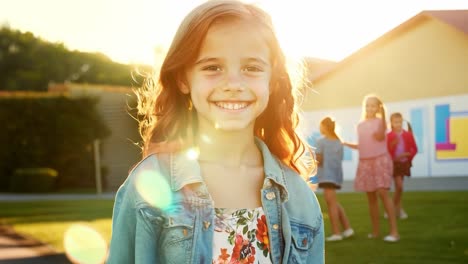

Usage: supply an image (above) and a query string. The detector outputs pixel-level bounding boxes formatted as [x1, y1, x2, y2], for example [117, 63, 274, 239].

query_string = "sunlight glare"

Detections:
[201, 134, 212, 144]
[135, 170, 172, 209]
[186, 147, 200, 160]
[63, 224, 108, 264]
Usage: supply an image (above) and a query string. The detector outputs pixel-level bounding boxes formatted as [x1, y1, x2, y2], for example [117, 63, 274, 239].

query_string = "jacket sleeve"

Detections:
[106, 174, 160, 263]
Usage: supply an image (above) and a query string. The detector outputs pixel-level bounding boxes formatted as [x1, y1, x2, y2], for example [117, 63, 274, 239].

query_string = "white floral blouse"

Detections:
[212, 207, 272, 264]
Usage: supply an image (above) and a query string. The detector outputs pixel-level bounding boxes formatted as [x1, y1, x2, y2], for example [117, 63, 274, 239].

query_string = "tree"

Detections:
[0, 26, 152, 91]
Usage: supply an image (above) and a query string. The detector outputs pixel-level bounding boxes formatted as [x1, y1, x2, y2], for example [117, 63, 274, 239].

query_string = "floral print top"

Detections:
[212, 207, 272, 264]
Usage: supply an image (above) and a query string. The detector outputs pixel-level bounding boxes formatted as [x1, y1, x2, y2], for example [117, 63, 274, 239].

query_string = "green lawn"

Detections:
[1, 192, 467, 263]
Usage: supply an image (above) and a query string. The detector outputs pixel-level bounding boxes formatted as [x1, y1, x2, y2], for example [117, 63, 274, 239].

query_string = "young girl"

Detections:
[107, 1, 324, 263]
[343, 95, 400, 242]
[387, 112, 418, 219]
[316, 117, 354, 242]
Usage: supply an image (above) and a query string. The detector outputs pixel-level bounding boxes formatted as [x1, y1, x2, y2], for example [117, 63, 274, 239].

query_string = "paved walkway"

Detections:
[0, 176, 467, 263]
[0, 225, 70, 264]
[0, 193, 114, 264]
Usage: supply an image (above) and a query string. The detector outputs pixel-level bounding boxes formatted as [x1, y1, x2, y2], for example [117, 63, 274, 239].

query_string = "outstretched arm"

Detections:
[343, 142, 358, 149]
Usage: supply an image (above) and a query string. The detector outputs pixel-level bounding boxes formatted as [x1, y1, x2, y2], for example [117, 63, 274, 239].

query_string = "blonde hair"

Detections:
[362, 94, 387, 130]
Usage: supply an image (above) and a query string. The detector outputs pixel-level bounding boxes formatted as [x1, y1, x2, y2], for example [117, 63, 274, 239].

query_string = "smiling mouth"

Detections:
[213, 101, 251, 110]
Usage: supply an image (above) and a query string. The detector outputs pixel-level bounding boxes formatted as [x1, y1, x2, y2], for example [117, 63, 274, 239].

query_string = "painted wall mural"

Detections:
[435, 104, 468, 160]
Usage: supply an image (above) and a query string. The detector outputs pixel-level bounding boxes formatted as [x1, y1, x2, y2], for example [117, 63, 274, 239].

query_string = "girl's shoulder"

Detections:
[126, 153, 171, 183]
[402, 130, 416, 139]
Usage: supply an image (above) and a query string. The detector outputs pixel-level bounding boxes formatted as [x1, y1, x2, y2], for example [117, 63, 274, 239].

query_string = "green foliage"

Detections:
[0, 26, 151, 91]
[9, 168, 58, 193]
[0, 96, 111, 192]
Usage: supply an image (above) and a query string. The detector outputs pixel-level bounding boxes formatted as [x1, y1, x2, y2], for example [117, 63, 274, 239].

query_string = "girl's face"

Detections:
[391, 116, 403, 132]
[365, 97, 379, 118]
[185, 21, 272, 133]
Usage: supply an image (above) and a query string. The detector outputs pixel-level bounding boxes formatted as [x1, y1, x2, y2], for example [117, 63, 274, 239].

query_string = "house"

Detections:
[302, 10, 468, 179]
[49, 83, 141, 191]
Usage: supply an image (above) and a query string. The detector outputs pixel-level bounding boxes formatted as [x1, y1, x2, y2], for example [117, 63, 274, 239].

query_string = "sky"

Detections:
[1, 0, 467, 65]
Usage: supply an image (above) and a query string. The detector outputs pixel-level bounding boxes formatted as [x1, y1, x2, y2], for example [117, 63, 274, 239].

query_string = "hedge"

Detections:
[0, 95, 111, 192]
[9, 168, 58, 193]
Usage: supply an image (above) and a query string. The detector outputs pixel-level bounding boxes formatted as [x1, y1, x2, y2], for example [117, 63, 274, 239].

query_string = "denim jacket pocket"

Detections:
[140, 204, 195, 264]
[289, 221, 316, 263]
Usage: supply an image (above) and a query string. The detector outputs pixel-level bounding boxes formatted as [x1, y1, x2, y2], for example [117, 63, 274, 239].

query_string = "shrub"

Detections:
[10, 168, 58, 193]
[0, 96, 111, 192]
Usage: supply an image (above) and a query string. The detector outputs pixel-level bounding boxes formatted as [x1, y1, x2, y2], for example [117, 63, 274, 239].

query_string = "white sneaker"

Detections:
[384, 212, 388, 219]
[383, 235, 400, 242]
[399, 209, 408, 219]
[342, 228, 355, 238]
[326, 234, 343, 242]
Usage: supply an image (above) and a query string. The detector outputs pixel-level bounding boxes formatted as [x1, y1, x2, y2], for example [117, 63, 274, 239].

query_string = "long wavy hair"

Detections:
[136, 0, 314, 177]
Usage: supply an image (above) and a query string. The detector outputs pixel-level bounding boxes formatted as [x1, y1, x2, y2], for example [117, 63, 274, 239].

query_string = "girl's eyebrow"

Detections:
[245, 57, 270, 67]
[194, 57, 270, 66]
[194, 57, 219, 65]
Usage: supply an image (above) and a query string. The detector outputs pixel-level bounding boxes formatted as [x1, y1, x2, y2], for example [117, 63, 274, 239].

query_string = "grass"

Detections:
[1, 191, 467, 263]
[0, 200, 113, 252]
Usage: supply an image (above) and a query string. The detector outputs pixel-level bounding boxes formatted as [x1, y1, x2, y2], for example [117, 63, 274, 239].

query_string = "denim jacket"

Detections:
[107, 139, 324, 264]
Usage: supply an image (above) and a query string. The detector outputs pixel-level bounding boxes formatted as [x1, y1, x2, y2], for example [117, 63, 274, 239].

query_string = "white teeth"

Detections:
[214, 102, 248, 110]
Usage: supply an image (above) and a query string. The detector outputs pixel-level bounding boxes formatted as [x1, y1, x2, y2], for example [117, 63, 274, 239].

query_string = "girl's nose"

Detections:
[224, 71, 245, 92]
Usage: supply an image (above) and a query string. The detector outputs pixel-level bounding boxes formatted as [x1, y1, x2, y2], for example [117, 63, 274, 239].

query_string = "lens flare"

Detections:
[201, 134, 212, 144]
[135, 170, 172, 209]
[63, 224, 108, 264]
[186, 147, 200, 160]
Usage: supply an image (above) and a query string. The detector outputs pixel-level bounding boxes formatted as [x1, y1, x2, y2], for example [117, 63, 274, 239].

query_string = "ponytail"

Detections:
[405, 120, 413, 134]
[320, 117, 341, 141]
[390, 112, 413, 134]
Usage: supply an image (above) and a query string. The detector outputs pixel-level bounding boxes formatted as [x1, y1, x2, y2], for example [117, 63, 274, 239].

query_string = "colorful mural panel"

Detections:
[435, 104, 468, 160]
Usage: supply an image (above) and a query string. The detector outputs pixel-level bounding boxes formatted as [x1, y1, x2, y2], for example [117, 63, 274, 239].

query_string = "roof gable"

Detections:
[312, 10, 468, 83]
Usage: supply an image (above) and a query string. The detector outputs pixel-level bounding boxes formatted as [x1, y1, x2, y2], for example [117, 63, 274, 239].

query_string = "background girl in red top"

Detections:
[387, 112, 418, 220]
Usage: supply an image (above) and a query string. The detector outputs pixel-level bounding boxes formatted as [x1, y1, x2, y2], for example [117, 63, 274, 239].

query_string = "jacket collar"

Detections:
[169, 138, 289, 201]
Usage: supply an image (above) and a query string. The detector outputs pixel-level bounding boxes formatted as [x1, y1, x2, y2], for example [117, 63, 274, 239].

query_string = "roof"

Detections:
[302, 57, 337, 81]
[311, 10, 468, 83]
[424, 10, 468, 35]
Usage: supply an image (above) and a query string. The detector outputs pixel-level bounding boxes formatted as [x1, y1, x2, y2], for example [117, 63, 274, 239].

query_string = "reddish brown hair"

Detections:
[137, 0, 313, 176]
[320, 117, 340, 141]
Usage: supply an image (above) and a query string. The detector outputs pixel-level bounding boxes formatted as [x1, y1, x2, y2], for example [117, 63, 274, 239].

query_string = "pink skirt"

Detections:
[354, 153, 393, 192]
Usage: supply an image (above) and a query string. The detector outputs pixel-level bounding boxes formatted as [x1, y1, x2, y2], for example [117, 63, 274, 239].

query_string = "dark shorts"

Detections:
[393, 161, 412, 177]
[318, 182, 341, 189]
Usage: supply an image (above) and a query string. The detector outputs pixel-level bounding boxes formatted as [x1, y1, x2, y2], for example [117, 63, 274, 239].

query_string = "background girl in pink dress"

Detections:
[344, 94, 400, 242]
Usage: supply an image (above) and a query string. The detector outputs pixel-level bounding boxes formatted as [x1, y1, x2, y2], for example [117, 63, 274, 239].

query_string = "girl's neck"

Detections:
[196, 128, 261, 168]
[324, 133, 338, 140]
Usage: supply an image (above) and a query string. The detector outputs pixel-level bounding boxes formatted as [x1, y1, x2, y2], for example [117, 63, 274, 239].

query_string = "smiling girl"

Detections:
[107, 1, 324, 263]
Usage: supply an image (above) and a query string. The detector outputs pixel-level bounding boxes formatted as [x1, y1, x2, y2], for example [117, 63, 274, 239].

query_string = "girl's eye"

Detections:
[243, 65, 263, 72]
[202, 65, 222, 71]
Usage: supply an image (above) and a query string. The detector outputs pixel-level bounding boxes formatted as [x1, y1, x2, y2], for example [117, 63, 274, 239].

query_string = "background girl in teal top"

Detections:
[316, 117, 354, 242]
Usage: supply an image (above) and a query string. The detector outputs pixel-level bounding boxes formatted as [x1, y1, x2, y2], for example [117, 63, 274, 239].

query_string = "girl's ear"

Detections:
[179, 81, 190, 94]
